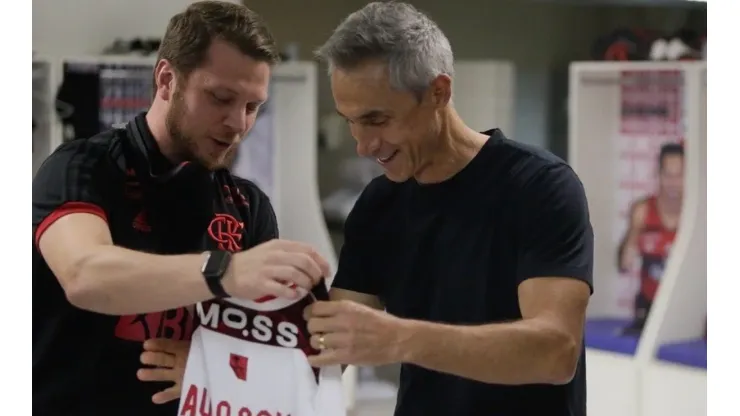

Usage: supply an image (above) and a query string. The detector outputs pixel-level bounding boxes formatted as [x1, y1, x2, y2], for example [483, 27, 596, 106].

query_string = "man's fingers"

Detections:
[276, 252, 323, 285]
[309, 300, 345, 317]
[303, 304, 313, 320]
[306, 250, 332, 280]
[142, 338, 167, 352]
[270, 240, 331, 279]
[268, 265, 313, 291]
[140, 351, 176, 368]
[306, 317, 345, 335]
[309, 332, 350, 351]
[144, 338, 189, 354]
[143, 338, 177, 352]
[137, 367, 175, 382]
[152, 386, 182, 404]
[261, 278, 300, 299]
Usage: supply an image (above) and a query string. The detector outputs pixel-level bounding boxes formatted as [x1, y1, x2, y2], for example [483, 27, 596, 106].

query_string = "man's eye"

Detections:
[246, 103, 260, 114]
[366, 119, 388, 127]
[211, 93, 232, 104]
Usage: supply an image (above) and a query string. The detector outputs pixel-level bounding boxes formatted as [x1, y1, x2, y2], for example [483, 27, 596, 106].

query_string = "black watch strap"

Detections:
[201, 250, 232, 298]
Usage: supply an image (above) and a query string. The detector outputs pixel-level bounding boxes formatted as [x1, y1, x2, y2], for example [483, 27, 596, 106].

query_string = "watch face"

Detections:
[201, 252, 212, 274]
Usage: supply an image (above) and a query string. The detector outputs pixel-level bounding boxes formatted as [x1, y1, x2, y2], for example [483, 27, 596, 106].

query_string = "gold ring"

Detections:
[318, 334, 327, 350]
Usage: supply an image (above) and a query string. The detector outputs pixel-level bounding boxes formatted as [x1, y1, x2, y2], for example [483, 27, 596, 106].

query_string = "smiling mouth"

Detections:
[377, 150, 399, 165]
[211, 138, 232, 149]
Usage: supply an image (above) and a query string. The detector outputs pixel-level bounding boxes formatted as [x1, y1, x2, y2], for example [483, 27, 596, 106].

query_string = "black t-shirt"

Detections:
[32, 113, 278, 416]
[332, 129, 594, 416]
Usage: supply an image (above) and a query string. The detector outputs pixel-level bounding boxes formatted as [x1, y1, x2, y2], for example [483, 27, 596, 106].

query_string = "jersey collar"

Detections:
[130, 112, 177, 176]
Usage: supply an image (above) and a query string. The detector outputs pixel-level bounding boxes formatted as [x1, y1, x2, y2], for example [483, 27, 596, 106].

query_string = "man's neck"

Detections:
[414, 108, 489, 184]
[145, 104, 182, 164]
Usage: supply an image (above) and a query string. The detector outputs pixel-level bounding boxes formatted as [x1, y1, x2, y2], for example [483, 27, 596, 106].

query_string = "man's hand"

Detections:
[304, 300, 407, 367]
[137, 338, 190, 404]
[225, 240, 332, 301]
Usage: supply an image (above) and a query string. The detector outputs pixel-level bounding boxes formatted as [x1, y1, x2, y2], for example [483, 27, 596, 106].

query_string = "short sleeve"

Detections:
[32, 140, 109, 247]
[235, 178, 279, 245]
[331, 183, 384, 296]
[515, 164, 594, 292]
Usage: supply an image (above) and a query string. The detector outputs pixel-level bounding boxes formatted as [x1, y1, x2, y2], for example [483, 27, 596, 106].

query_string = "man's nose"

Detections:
[355, 135, 382, 158]
[224, 108, 249, 133]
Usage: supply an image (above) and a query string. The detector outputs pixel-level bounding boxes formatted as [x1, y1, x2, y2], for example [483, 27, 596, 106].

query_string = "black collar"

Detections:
[130, 112, 177, 175]
[126, 112, 180, 179]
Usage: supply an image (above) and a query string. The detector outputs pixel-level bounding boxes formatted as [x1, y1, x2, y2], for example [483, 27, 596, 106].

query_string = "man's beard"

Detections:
[164, 88, 238, 170]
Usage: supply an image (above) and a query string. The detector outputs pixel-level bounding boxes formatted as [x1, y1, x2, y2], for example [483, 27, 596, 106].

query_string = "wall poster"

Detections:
[612, 70, 685, 333]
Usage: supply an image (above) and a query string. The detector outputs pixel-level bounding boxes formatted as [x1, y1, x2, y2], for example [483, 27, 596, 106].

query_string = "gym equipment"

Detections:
[569, 61, 706, 416]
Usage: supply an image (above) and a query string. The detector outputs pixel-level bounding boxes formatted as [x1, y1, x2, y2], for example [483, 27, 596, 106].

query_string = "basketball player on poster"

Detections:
[617, 142, 684, 335]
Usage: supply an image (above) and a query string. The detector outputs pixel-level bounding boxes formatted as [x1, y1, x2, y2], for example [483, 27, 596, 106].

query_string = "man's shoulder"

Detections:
[228, 174, 272, 204]
[34, 130, 125, 184]
[487, 129, 567, 176]
[229, 174, 265, 194]
[225, 174, 277, 233]
[46, 133, 114, 164]
[484, 130, 580, 196]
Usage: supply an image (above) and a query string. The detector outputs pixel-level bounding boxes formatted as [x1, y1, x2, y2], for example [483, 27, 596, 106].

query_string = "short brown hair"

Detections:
[158, 1, 280, 78]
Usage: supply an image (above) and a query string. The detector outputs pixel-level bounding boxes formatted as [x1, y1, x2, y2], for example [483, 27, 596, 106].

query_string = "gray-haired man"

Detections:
[304, 3, 593, 415]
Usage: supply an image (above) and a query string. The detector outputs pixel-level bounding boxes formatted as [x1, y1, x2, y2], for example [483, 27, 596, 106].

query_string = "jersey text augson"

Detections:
[180, 384, 291, 416]
[196, 301, 300, 348]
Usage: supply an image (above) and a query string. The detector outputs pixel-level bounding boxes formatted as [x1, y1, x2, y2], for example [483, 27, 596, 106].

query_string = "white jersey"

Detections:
[178, 283, 345, 416]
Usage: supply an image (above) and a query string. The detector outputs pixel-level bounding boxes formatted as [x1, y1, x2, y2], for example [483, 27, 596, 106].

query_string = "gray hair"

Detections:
[315, 2, 454, 96]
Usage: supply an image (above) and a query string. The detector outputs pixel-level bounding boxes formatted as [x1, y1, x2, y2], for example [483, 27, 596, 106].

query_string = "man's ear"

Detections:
[153, 59, 176, 101]
[429, 74, 452, 108]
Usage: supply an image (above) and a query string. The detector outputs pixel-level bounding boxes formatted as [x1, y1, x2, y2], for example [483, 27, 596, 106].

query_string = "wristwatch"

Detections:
[201, 250, 232, 298]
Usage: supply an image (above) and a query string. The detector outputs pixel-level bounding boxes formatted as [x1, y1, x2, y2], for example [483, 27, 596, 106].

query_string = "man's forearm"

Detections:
[399, 318, 578, 385]
[70, 246, 213, 315]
